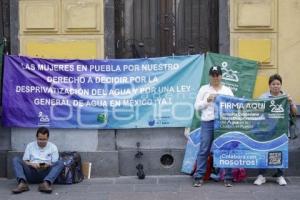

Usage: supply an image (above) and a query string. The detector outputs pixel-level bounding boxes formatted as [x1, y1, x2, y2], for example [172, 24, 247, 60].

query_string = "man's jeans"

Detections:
[12, 157, 64, 184]
[258, 168, 284, 177]
[194, 120, 214, 179]
[194, 120, 232, 180]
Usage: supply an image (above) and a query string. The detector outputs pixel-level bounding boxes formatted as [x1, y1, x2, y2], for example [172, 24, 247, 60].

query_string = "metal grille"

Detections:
[0, 0, 10, 106]
[0, 0, 10, 53]
[115, 0, 219, 58]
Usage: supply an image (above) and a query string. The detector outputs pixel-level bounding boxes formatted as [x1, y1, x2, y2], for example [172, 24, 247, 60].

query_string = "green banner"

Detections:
[202, 52, 258, 98]
[190, 52, 258, 130]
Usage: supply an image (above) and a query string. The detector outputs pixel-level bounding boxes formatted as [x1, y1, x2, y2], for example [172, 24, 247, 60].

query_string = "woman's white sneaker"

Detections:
[254, 175, 266, 185]
[277, 176, 287, 186]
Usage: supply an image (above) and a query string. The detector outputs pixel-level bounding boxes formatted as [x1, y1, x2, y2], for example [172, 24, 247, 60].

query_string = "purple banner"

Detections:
[2, 55, 204, 129]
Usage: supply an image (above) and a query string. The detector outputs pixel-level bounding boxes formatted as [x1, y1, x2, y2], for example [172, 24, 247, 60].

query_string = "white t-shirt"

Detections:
[22, 141, 59, 164]
[194, 84, 234, 121]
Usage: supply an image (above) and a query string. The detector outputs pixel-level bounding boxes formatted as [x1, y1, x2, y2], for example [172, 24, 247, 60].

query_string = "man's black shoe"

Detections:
[12, 181, 29, 194]
[38, 181, 52, 193]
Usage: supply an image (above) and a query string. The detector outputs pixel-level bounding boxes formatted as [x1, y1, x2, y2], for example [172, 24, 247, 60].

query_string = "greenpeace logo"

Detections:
[270, 100, 284, 113]
[38, 112, 50, 126]
[221, 62, 239, 82]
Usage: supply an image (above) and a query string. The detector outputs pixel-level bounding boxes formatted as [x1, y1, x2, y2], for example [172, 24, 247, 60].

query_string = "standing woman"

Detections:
[254, 73, 297, 186]
[193, 66, 234, 187]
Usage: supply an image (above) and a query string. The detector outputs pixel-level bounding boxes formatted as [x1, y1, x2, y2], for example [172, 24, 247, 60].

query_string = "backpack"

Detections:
[232, 168, 247, 182]
[56, 151, 84, 184]
[210, 168, 247, 182]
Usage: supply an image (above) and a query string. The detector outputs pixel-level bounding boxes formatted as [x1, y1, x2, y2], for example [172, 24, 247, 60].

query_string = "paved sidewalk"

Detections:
[1, 175, 300, 200]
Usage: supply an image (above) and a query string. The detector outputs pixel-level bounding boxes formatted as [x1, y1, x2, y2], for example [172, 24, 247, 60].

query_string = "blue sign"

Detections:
[181, 127, 201, 174]
[213, 95, 289, 168]
[2, 54, 204, 128]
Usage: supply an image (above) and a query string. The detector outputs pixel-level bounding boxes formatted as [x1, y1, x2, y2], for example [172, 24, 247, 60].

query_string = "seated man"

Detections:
[12, 127, 64, 194]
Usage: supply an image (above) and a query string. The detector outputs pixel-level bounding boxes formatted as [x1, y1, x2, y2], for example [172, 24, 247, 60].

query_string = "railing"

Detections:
[115, 0, 219, 58]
